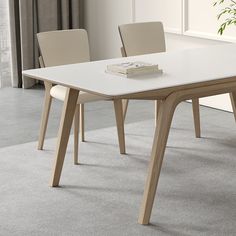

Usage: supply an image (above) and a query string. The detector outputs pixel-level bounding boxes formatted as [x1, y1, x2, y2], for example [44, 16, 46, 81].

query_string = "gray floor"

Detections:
[0, 86, 235, 148]
[0, 110, 236, 235]
[0, 85, 156, 148]
[1, 86, 236, 235]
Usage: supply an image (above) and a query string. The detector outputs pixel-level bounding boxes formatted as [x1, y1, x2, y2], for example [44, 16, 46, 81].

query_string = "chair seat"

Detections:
[50, 85, 107, 104]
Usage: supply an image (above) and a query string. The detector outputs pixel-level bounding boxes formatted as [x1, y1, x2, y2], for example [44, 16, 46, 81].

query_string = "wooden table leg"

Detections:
[50, 88, 79, 187]
[192, 98, 201, 138]
[155, 100, 161, 127]
[114, 99, 126, 154]
[74, 105, 80, 165]
[138, 93, 178, 225]
[138, 82, 236, 224]
[80, 104, 85, 142]
[230, 92, 236, 122]
[38, 81, 52, 150]
[122, 99, 129, 120]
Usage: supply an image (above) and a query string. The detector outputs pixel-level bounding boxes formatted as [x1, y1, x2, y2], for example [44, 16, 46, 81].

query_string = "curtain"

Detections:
[9, 0, 84, 89]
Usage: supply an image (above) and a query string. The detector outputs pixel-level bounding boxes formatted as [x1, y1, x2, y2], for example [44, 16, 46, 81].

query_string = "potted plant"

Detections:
[214, 0, 236, 34]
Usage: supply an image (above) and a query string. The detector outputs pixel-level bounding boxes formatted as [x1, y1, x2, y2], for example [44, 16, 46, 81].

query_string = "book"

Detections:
[106, 61, 162, 78]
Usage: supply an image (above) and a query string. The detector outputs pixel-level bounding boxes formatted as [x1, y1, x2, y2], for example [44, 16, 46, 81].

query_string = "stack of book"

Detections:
[106, 61, 162, 78]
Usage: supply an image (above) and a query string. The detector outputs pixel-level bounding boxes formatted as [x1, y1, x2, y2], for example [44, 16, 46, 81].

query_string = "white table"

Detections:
[23, 44, 236, 225]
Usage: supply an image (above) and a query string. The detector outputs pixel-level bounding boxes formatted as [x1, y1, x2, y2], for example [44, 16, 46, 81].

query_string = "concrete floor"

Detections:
[0, 85, 157, 148]
[0, 85, 234, 148]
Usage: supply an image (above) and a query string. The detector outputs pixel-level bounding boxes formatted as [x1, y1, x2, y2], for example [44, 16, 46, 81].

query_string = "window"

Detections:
[0, 1, 11, 87]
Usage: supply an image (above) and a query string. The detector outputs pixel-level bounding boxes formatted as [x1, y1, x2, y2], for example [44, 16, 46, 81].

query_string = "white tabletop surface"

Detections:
[23, 44, 236, 97]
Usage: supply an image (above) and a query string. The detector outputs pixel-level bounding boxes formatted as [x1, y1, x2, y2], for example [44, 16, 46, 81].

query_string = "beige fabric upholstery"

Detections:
[50, 85, 104, 104]
[120, 47, 127, 57]
[37, 29, 90, 67]
[118, 22, 166, 56]
[118, 22, 202, 140]
[37, 29, 107, 103]
[38, 56, 45, 68]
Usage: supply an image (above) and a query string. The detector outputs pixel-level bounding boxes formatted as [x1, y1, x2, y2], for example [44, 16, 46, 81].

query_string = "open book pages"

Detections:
[106, 61, 162, 77]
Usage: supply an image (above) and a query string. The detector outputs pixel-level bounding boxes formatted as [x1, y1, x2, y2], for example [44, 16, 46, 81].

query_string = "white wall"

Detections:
[84, 1, 233, 112]
[84, 0, 133, 60]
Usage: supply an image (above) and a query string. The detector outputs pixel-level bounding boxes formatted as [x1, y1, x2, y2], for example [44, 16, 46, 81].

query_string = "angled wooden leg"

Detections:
[138, 94, 178, 225]
[155, 100, 161, 126]
[138, 82, 236, 225]
[50, 88, 79, 187]
[80, 104, 85, 142]
[192, 98, 201, 138]
[122, 99, 129, 120]
[230, 92, 236, 122]
[74, 105, 80, 165]
[113, 99, 126, 154]
[38, 81, 53, 150]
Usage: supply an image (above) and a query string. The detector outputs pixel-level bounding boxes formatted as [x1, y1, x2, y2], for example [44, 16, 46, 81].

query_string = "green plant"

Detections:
[214, 0, 236, 35]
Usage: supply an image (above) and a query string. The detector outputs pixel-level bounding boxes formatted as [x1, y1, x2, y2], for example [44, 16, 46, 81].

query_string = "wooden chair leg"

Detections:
[192, 98, 201, 138]
[38, 81, 53, 150]
[80, 104, 85, 142]
[155, 100, 161, 126]
[74, 105, 80, 165]
[138, 94, 178, 225]
[113, 99, 126, 154]
[51, 88, 79, 187]
[230, 92, 236, 122]
[122, 99, 129, 120]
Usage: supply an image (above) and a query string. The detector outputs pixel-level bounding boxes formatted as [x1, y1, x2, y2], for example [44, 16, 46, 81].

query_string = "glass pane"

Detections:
[0, 0, 11, 87]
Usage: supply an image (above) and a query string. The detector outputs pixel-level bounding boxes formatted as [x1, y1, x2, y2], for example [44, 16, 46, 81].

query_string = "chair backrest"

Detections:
[118, 22, 166, 57]
[38, 56, 45, 68]
[37, 29, 90, 67]
[120, 47, 127, 57]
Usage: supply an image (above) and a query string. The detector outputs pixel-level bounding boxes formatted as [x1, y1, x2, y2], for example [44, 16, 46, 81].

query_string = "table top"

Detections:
[23, 44, 236, 97]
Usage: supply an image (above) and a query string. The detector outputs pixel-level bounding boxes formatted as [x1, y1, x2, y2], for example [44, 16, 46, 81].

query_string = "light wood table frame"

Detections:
[135, 81, 236, 224]
[50, 90, 125, 187]
[23, 44, 236, 225]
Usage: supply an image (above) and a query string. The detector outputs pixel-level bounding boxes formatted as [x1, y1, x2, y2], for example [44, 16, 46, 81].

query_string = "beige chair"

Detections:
[119, 21, 201, 137]
[37, 29, 125, 164]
